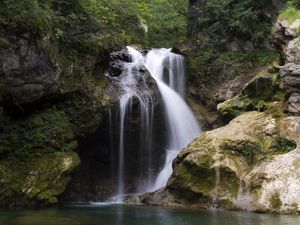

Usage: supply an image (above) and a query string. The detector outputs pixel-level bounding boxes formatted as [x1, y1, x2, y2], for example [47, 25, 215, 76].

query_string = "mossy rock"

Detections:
[217, 70, 283, 121]
[0, 152, 80, 207]
[0, 109, 76, 159]
[165, 111, 299, 212]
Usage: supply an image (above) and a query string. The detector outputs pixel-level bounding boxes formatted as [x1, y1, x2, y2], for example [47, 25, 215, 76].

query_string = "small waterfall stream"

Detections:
[112, 47, 201, 202]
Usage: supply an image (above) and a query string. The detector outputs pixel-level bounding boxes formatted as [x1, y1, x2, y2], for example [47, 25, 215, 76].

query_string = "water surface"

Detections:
[0, 204, 299, 225]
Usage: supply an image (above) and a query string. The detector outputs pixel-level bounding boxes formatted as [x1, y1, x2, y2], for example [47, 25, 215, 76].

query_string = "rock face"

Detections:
[285, 37, 300, 63]
[0, 33, 109, 207]
[0, 36, 61, 104]
[217, 70, 282, 121]
[106, 48, 159, 103]
[275, 20, 300, 115]
[143, 111, 300, 213]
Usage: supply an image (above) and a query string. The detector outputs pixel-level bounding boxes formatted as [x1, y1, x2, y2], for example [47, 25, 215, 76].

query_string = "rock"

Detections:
[288, 93, 300, 114]
[226, 40, 254, 52]
[0, 109, 82, 207]
[108, 60, 124, 77]
[0, 37, 61, 105]
[0, 152, 80, 207]
[214, 72, 256, 103]
[144, 112, 300, 213]
[280, 63, 300, 89]
[109, 48, 131, 62]
[273, 20, 291, 47]
[272, 0, 285, 10]
[285, 37, 300, 63]
[107, 48, 160, 104]
[286, 19, 300, 38]
[217, 70, 281, 121]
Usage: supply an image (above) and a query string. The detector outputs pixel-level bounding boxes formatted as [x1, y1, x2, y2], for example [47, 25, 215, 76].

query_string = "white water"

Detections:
[113, 47, 201, 201]
[145, 48, 201, 190]
[115, 47, 154, 202]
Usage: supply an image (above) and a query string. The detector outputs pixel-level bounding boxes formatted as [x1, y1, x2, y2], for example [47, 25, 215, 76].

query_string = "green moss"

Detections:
[267, 136, 297, 155]
[218, 70, 283, 120]
[216, 199, 234, 209]
[187, 49, 278, 104]
[220, 168, 240, 197]
[0, 36, 10, 48]
[174, 153, 215, 195]
[221, 140, 261, 165]
[278, 4, 300, 24]
[270, 192, 282, 210]
[0, 109, 75, 159]
[0, 152, 80, 207]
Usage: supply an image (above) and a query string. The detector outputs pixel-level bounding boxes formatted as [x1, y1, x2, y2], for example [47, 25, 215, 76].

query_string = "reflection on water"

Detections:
[0, 204, 299, 225]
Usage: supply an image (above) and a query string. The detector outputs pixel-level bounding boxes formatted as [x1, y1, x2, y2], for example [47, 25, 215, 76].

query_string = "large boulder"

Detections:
[143, 111, 300, 213]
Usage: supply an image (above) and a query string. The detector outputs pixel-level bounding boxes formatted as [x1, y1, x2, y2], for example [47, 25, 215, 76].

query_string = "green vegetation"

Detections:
[278, 1, 300, 23]
[185, 0, 280, 104]
[137, 0, 188, 47]
[190, 0, 275, 48]
[0, 109, 75, 159]
[217, 69, 284, 120]
[270, 192, 282, 210]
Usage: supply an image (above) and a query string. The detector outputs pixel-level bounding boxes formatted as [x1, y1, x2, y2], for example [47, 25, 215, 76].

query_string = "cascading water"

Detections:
[145, 49, 201, 191]
[114, 47, 155, 202]
[111, 47, 201, 202]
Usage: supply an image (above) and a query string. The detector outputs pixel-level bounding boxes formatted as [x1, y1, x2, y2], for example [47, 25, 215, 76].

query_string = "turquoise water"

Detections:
[0, 204, 299, 225]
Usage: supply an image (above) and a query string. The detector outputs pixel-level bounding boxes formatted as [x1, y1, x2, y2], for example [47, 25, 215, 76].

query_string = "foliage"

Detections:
[136, 0, 188, 47]
[191, 0, 274, 48]
[278, 1, 300, 24]
[0, 0, 188, 48]
[0, 109, 76, 159]
[187, 49, 278, 99]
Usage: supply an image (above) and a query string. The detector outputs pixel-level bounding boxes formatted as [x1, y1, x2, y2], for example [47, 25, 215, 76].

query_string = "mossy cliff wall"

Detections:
[0, 0, 146, 207]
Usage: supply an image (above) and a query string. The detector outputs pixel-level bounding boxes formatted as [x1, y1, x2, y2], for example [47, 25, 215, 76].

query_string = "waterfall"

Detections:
[145, 48, 201, 190]
[112, 47, 201, 202]
[114, 47, 155, 202]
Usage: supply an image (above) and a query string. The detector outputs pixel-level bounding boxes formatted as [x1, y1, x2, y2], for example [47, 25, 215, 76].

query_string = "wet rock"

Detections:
[106, 47, 160, 104]
[0, 37, 61, 105]
[108, 60, 124, 77]
[109, 48, 131, 62]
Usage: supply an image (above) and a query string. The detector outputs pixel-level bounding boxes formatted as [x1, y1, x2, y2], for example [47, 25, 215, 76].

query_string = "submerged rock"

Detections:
[143, 111, 300, 213]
